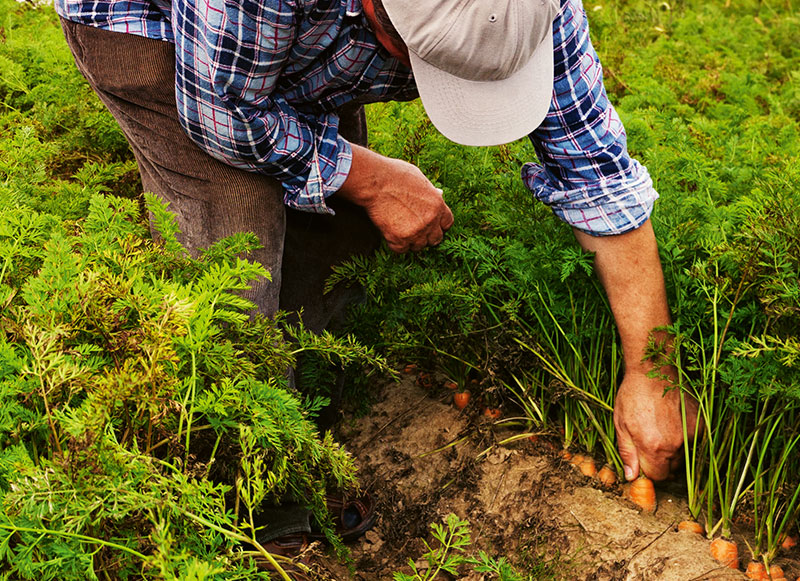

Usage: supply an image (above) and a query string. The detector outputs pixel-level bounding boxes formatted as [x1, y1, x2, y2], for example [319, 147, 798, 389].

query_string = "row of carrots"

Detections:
[564, 450, 797, 579]
[412, 367, 797, 579]
[562, 445, 797, 579]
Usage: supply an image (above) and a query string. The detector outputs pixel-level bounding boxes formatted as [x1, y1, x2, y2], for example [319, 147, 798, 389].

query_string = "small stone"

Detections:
[364, 530, 381, 544]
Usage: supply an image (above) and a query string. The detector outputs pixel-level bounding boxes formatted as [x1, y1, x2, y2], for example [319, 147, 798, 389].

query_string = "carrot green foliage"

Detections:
[1, 0, 799, 575]
[345, 0, 800, 565]
[0, 1, 389, 577]
[393, 514, 557, 581]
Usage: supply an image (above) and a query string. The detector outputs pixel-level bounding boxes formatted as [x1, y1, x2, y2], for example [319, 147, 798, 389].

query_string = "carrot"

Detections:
[745, 562, 767, 580]
[416, 371, 434, 389]
[780, 534, 797, 550]
[560, 449, 573, 461]
[577, 456, 597, 478]
[628, 476, 656, 513]
[528, 435, 539, 444]
[597, 465, 617, 487]
[677, 520, 704, 535]
[402, 363, 418, 374]
[453, 391, 470, 410]
[482, 407, 502, 420]
[569, 453, 585, 466]
[443, 380, 458, 390]
[710, 538, 739, 569]
[768, 565, 784, 579]
[745, 562, 784, 581]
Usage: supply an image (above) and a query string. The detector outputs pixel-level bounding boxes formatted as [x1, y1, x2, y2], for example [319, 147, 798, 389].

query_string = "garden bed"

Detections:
[319, 374, 799, 580]
[1, 0, 798, 577]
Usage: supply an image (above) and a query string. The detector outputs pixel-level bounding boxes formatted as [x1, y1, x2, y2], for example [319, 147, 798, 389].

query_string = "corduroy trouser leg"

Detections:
[60, 18, 382, 540]
[60, 19, 381, 332]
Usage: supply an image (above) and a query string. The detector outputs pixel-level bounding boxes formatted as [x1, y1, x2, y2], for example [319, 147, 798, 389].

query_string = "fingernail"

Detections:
[435, 188, 443, 195]
[624, 466, 634, 480]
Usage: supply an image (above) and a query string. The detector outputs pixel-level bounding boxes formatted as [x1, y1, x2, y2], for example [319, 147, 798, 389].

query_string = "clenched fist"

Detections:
[336, 144, 454, 253]
[614, 370, 701, 481]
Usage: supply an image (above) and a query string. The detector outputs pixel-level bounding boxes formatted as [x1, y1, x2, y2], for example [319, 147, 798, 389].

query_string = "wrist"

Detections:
[336, 144, 383, 207]
[621, 365, 677, 395]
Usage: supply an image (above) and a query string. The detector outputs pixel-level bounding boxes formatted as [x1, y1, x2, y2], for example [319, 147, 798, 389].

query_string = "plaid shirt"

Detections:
[55, 0, 657, 235]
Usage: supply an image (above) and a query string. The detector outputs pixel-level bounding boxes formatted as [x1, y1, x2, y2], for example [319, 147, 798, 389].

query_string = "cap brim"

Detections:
[409, 31, 554, 147]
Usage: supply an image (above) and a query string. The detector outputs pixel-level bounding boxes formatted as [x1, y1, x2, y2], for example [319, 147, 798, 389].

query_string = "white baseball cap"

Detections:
[380, 0, 559, 146]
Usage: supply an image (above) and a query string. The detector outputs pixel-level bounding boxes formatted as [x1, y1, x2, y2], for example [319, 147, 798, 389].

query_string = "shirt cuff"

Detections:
[284, 136, 353, 215]
[522, 158, 659, 236]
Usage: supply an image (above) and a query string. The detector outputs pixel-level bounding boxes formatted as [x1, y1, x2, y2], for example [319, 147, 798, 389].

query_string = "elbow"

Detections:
[174, 92, 283, 168]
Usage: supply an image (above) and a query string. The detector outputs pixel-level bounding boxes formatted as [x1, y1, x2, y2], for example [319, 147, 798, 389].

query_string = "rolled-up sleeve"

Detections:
[172, 0, 350, 213]
[523, 0, 658, 236]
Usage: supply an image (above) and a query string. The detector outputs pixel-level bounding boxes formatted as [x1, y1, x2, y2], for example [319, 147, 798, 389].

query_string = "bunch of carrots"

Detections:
[408, 366, 798, 578]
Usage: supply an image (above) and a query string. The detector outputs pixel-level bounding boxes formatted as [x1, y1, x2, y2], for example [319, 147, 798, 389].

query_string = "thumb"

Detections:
[617, 427, 640, 481]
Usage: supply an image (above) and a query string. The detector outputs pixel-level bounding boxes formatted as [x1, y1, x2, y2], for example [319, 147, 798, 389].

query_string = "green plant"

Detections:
[345, 0, 800, 562]
[3, 0, 800, 573]
[0, 192, 390, 578]
[393, 514, 548, 581]
[393, 514, 472, 581]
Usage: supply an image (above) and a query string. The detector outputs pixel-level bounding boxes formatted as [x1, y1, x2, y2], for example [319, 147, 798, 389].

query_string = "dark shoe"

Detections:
[311, 492, 377, 543]
[261, 533, 309, 557]
[256, 557, 314, 581]
[256, 535, 315, 580]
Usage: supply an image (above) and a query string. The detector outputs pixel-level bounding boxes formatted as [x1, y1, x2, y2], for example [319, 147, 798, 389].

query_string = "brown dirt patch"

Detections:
[312, 376, 799, 580]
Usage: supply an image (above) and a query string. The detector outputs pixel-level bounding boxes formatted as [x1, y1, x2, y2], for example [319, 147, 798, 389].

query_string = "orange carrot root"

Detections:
[578, 457, 597, 478]
[745, 562, 767, 580]
[482, 407, 502, 420]
[780, 534, 797, 550]
[628, 476, 656, 513]
[597, 465, 617, 487]
[443, 380, 458, 390]
[677, 520, 704, 535]
[560, 449, 573, 461]
[416, 371, 434, 389]
[453, 391, 470, 410]
[768, 565, 784, 580]
[710, 538, 739, 569]
[569, 453, 584, 467]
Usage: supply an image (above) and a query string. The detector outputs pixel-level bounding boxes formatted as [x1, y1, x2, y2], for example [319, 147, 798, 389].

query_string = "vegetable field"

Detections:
[1, 0, 798, 578]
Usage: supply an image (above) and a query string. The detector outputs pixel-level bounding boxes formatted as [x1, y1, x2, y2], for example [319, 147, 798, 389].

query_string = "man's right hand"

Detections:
[336, 144, 454, 253]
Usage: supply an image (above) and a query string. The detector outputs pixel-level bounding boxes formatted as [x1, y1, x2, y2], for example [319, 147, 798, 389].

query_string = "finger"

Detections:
[616, 426, 640, 482]
[440, 205, 455, 231]
[427, 229, 444, 247]
[639, 452, 672, 482]
[688, 410, 705, 442]
[409, 237, 429, 253]
[386, 239, 409, 254]
[668, 455, 682, 477]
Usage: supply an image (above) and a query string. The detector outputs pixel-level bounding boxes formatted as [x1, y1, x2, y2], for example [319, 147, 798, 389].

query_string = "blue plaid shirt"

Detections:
[55, 0, 657, 235]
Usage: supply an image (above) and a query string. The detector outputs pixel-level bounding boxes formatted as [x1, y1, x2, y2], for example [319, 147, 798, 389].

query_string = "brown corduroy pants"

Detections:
[60, 19, 381, 332]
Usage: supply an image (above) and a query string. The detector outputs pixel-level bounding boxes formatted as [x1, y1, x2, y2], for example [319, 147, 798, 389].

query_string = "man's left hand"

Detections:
[614, 370, 700, 481]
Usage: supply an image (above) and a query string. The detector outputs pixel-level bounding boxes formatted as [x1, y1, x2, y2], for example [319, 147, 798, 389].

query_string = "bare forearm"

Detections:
[336, 144, 453, 253]
[573, 220, 670, 376]
[574, 220, 694, 481]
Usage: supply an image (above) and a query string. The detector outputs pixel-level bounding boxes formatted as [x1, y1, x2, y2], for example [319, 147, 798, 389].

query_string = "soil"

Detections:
[311, 374, 800, 581]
